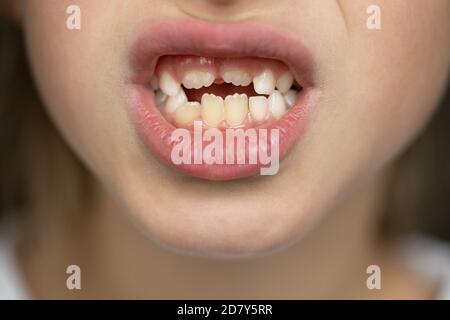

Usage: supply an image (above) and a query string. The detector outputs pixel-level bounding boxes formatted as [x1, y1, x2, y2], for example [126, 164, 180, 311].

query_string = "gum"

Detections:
[155, 55, 290, 83]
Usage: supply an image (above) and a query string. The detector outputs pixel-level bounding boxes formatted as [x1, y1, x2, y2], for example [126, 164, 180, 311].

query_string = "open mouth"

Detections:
[126, 20, 321, 180]
[153, 55, 301, 128]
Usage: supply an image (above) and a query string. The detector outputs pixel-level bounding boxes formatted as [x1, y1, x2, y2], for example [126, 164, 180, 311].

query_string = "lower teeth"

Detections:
[155, 88, 299, 128]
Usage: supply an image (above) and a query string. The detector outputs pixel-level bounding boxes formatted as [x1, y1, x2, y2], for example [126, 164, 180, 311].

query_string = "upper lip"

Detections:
[126, 19, 321, 180]
[129, 19, 317, 89]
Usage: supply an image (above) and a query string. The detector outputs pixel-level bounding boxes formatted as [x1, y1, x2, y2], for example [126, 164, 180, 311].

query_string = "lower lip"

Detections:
[126, 20, 321, 181]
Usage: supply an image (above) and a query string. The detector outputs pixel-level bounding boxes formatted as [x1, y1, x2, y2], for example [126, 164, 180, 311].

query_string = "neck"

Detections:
[21, 170, 429, 299]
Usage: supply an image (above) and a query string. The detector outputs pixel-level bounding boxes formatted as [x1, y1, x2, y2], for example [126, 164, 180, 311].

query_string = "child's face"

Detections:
[21, 1, 449, 256]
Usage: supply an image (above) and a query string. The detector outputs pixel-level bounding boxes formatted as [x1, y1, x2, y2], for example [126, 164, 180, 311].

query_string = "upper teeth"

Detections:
[182, 70, 215, 89]
[160, 72, 181, 97]
[221, 68, 252, 86]
[276, 72, 294, 94]
[253, 69, 276, 95]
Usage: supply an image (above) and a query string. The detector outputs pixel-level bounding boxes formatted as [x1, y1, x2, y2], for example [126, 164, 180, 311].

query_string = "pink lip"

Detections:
[126, 19, 321, 180]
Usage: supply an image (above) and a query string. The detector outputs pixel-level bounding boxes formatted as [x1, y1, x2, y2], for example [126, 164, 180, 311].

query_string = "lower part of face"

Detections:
[23, 0, 450, 257]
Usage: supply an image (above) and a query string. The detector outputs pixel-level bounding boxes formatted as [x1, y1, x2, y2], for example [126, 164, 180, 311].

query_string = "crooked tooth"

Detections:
[160, 72, 181, 97]
[201, 94, 224, 128]
[182, 70, 215, 89]
[224, 94, 248, 127]
[249, 96, 269, 123]
[164, 89, 187, 114]
[221, 69, 252, 86]
[284, 89, 298, 108]
[276, 72, 294, 93]
[155, 90, 167, 106]
[268, 90, 287, 120]
[253, 70, 276, 95]
[175, 102, 201, 126]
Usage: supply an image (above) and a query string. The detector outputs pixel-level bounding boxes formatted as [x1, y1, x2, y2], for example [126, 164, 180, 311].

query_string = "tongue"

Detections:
[184, 83, 260, 102]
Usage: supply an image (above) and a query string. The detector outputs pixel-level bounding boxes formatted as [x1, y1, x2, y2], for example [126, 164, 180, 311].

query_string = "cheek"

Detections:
[366, 3, 448, 124]
[23, 1, 136, 172]
[329, 0, 450, 163]
[293, 0, 450, 221]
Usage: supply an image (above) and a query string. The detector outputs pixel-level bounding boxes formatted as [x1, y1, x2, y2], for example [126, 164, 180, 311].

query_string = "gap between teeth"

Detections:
[152, 69, 299, 127]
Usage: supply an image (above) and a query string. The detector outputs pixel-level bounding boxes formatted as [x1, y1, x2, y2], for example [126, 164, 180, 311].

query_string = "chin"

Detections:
[128, 199, 305, 259]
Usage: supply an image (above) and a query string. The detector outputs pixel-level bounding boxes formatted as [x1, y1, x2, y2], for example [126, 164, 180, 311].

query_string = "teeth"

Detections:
[268, 90, 287, 120]
[164, 89, 188, 114]
[253, 70, 276, 95]
[182, 70, 215, 89]
[201, 94, 224, 127]
[175, 102, 201, 126]
[221, 69, 252, 86]
[249, 96, 268, 123]
[160, 72, 181, 97]
[284, 89, 298, 108]
[158, 66, 295, 126]
[150, 76, 159, 91]
[276, 72, 294, 94]
[155, 90, 167, 106]
[224, 94, 249, 127]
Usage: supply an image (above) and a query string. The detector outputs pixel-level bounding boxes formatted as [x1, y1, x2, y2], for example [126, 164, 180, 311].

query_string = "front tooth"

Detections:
[160, 72, 181, 97]
[284, 89, 298, 108]
[222, 69, 252, 86]
[182, 70, 215, 89]
[164, 89, 187, 114]
[175, 102, 201, 126]
[201, 94, 224, 127]
[268, 90, 287, 120]
[249, 96, 269, 123]
[253, 70, 276, 95]
[276, 72, 294, 93]
[224, 94, 249, 127]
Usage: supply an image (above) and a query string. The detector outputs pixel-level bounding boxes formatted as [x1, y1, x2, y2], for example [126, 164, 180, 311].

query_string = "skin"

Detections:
[8, 0, 450, 298]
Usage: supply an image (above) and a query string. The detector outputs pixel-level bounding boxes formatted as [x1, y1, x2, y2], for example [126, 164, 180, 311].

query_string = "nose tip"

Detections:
[205, 0, 240, 4]
[174, 0, 258, 21]
[186, 0, 242, 6]
[207, 0, 242, 6]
